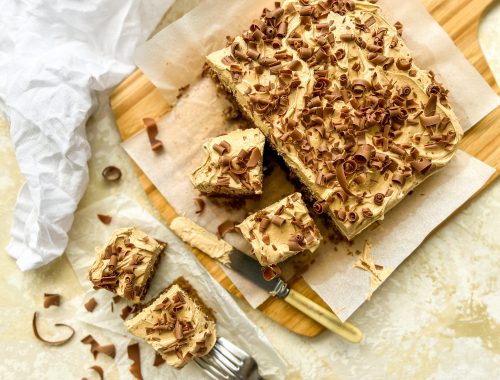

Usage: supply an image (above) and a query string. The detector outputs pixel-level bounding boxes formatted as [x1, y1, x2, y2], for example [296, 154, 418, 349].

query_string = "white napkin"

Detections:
[0, 0, 176, 271]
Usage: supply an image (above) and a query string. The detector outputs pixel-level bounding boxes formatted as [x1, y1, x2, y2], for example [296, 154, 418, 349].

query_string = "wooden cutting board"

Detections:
[110, 0, 499, 337]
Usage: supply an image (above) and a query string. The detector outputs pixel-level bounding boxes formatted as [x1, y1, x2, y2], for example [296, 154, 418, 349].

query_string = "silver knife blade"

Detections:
[227, 248, 279, 294]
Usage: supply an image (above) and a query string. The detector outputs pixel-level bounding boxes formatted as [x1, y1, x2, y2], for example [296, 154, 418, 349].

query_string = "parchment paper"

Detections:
[127, 0, 499, 321]
[65, 194, 286, 379]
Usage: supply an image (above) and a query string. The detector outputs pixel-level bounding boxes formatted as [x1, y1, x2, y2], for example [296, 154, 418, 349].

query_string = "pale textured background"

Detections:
[1, 2, 499, 379]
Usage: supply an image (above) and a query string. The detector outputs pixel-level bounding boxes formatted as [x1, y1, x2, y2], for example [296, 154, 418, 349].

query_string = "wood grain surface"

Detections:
[110, 0, 499, 337]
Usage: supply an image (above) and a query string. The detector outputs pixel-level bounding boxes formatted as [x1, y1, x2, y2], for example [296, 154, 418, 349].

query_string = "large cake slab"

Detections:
[206, 0, 463, 239]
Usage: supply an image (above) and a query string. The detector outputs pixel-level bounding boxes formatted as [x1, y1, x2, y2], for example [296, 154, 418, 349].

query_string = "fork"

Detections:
[194, 337, 262, 380]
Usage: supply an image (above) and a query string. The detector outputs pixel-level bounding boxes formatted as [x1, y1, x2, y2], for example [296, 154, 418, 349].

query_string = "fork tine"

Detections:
[216, 337, 251, 361]
[211, 345, 241, 374]
[195, 356, 232, 380]
[204, 350, 239, 379]
[213, 343, 243, 368]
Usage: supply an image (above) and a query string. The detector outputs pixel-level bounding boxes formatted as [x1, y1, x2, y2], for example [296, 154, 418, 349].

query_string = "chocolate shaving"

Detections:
[424, 94, 437, 116]
[259, 217, 271, 232]
[84, 297, 98, 312]
[121, 306, 133, 320]
[128, 343, 143, 380]
[340, 33, 355, 42]
[43, 293, 60, 308]
[271, 215, 285, 226]
[194, 198, 205, 214]
[336, 162, 354, 196]
[143, 118, 163, 151]
[32, 312, 75, 347]
[217, 220, 236, 238]
[153, 352, 165, 367]
[313, 201, 327, 214]
[246, 147, 262, 168]
[420, 114, 441, 127]
[81, 335, 116, 359]
[97, 214, 112, 225]
[374, 193, 385, 206]
[262, 264, 281, 281]
[396, 57, 412, 71]
[89, 366, 104, 380]
[411, 158, 433, 174]
[102, 166, 121, 182]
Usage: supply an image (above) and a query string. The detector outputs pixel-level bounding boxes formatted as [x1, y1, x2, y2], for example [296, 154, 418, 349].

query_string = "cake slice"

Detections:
[88, 227, 165, 303]
[190, 128, 265, 196]
[124, 277, 216, 369]
[206, 0, 463, 239]
[237, 192, 322, 266]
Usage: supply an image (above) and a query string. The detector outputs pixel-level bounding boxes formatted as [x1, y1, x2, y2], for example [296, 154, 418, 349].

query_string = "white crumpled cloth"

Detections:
[0, 0, 175, 270]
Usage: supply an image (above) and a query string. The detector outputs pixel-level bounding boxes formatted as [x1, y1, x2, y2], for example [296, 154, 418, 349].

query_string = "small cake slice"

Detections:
[190, 128, 265, 196]
[237, 192, 322, 266]
[88, 227, 166, 304]
[125, 277, 217, 369]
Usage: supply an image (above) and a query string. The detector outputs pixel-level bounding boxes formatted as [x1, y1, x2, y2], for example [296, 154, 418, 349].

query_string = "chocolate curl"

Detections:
[120, 305, 133, 320]
[313, 201, 328, 214]
[194, 198, 205, 214]
[97, 214, 112, 224]
[340, 33, 355, 42]
[84, 297, 98, 312]
[287, 60, 301, 71]
[213, 143, 227, 155]
[128, 343, 143, 380]
[271, 215, 286, 227]
[374, 193, 385, 206]
[392, 171, 406, 185]
[32, 312, 75, 347]
[336, 209, 347, 222]
[420, 114, 441, 127]
[287, 235, 306, 251]
[246, 147, 262, 168]
[298, 47, 313, 60]
[335, 162, 355, 196]
[424, 94, 437, 116]
[88, 366, 104, 380]
[362, 208, 373, 218]
[396, 57, 412, 71]
[277, 21, 288, 37]
[354, 144, 374, 163]
[259, 217, 271, 232]
[143, 118, 163, 152]
[102, 166, 121, 182]
[262, 264, 282, 281]
[347, 212, 358, 223]
[247, 48, 260, 60]
[217, 220, 236, 238]
[411, 158, 433, 174]
[43, 293, 60, 308]
[351, 79, 371, 95]
[81, 335, 116, 359]
[216, 176, 230, 186]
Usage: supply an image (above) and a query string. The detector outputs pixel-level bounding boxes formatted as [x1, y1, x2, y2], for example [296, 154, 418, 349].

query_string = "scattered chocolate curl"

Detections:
[143, 118, 164, 152]
[81, 335, 116, 359]
[217, 220, 236, 238]
[102, 166, 121, 182]
[89, 365, 104, 380]
[97, 214, 112, 225]
[84, 297, 98, 312]
[128, 343, 143, 380]
[43, 293, 60, 308]
[32, 312, 75, 347]
[194, 198, 205, 214]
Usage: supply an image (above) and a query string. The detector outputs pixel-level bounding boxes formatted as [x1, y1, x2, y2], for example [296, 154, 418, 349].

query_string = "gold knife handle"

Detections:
[272, 279, 363, 343]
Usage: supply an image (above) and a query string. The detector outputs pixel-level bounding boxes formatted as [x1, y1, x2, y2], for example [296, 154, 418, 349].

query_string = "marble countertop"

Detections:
[1, 2, 499, 379]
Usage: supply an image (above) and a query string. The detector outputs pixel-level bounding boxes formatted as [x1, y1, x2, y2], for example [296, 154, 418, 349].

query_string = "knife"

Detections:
[171, 217, 363, 343]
